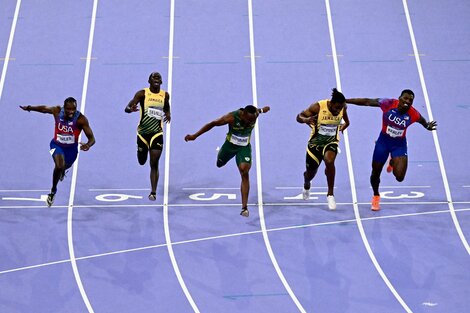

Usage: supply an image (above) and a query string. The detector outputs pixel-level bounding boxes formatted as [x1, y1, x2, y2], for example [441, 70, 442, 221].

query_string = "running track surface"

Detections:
[0, 1, 469, 312]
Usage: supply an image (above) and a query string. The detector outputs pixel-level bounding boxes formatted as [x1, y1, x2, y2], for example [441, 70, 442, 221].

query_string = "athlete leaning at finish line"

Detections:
[184, 105, 270, 217]
[346, 89, 437, 211]
[297, 88, 350, 210]
[20, 97, 95, 207]
[125, 72, 171, 201]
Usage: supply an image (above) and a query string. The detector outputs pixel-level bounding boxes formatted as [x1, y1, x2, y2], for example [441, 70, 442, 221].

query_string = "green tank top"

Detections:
[225, 109, 254, 146]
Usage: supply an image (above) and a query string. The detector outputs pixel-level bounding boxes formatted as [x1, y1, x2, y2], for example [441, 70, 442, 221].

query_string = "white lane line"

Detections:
[182, 187, 239, 190]
[88, 188, 148, 191]
[66, 1, 99, 312]
[247, 0, 306, 312]
[2, 200, 468, 210]
[0, 189, 49, 192]
[0, 0, 21, 101]
[402, 0, 470, 255]
[325, 0, 412, 312]
[163, 0, 200, 312]
[3, 206, 469, 276]
[0, 199, 470, 211]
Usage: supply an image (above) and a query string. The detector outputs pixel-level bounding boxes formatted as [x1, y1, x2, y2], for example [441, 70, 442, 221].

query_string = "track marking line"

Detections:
[0, 0, 21, 102]
[325, 0, 412, 311]
[3, 206, 468, 276]
[402, 0, 470, 255]
[162, 0, 200, 312]
[247, 0, 305, 311]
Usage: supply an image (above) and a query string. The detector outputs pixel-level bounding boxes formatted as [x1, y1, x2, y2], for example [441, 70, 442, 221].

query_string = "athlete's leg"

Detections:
[149, 149, 162, 196]
[137, 135, 149, 165]
[147, 135, 163, 200]
[235, 144, 252, 217]
[370, 161, 385, 196]
[52, 153, 66, 193]
[238, 162, 251, 211]
[323, 149, 337, 196]
[304, 146, 321, 192]
[370, 135, 390, 196]
[390, 139, 409, 182]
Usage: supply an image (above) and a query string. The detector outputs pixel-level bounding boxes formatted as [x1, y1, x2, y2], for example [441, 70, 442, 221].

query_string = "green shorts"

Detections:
[306, 142, 338, 169]
[217, 140, 252, 166]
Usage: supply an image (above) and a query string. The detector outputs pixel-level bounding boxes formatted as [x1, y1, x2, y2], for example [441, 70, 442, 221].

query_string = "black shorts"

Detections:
[306, 142, 338, 169]
[137, 132, 163, 151]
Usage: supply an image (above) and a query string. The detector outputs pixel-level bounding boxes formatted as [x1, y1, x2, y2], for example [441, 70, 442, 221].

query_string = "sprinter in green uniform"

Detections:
[185, 105, 270, 217]
[297, 88, 349, 210]
[125, 72, 171, 201]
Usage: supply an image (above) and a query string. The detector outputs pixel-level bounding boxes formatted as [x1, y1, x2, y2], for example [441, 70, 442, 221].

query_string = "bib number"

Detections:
[229, 134, 249, 146]
[386, 125, 404, 138]
[318, 124, 338, 136]
[57, 134, 75, 144]
[148, 107, 164, 119]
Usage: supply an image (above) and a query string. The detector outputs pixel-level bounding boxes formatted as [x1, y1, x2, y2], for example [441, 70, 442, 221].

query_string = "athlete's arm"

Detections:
[184, 113, 234, 142]
[257, 106, 270, 115]
[417, 115, 437, 131]
[163, 92, 171, 123]
[78, 115, 96, 151]
[19, 105, 60, 114]
[125, 90, 144, 113]
[340, 106, 350, 133]
[345, 98, 380, 107]
[296, 102, 319, 125]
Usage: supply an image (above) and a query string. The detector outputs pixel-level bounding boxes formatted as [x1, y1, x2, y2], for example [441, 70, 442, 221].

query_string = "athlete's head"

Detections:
[63, 97, 77, 120]
[148, 72, 162, 89]
[329, 88, 346, 116]
[398, 89, 415, 112]
[241, 105, 258, 127]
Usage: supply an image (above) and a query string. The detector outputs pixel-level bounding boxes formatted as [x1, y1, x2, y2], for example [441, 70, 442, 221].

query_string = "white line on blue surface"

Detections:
[325, 0, 413, 312]
[402, 0, 470, 255]
[162, 0, 200, 312]
[3, 206, 468, 276]
[247, 0, 306, 311]
[0, 0, 21, 102]
[66, 1, 99, 312]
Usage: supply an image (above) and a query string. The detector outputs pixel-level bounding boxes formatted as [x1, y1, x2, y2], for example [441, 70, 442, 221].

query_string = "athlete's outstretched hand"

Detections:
[426, 121, 437, 131]
[261, 106, 270, 113]
[184, 134, 196, 142]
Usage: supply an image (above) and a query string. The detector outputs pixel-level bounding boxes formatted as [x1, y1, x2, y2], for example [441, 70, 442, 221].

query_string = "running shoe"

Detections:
[148, 193, 156, 201]
[302, 188, 310, 200]
[371, 195, 380, 211]
[46, 193, 56, 207]
[240, 207, 249, 217]
[327, 195, 336, 210]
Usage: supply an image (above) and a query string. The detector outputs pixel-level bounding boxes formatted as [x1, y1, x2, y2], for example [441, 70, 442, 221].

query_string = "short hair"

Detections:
[400, 89, 414, 98]
[244, 105, 258, 114]
[149, 72, 161, 80]
[331, 88, 345, 104]
[64, 97, 77, 106]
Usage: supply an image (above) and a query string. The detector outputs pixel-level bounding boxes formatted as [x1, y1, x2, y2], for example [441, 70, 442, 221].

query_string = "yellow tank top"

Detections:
[309, 99, 344, 146]
[138, 88, 166, 134]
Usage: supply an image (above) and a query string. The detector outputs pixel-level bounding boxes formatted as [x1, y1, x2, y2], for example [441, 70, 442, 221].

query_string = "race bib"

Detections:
[56, 134, 75, 144]
[229, 134, 249, 146]
[147, 107, 164, 119]
[318, 124, 338, 136]
[386, 125, 404, 138]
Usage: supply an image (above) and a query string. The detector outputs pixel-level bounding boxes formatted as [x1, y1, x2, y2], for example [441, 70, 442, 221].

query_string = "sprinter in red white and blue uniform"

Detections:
[20, 97, 95, 207]
[346, 90, 437, 211]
